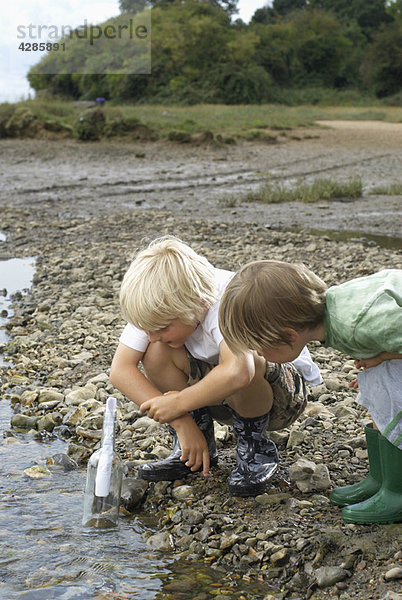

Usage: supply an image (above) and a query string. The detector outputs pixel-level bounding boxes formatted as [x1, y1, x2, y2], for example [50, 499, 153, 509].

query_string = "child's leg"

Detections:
[141, 340, 190, 393]
[330, 423, 382, 506]
[342, 433, 402, 524]
[138, 343, 218, 481]
[334, 360, 402, 523]
[225, 359, 308, 497]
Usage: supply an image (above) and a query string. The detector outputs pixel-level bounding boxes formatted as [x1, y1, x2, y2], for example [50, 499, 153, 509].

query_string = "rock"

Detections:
[220, 533, 239, 550]
[289, 458, 331, 493]
[63, 405, 88, 426]
[37, 413, 56, 432]
[132, 416, 161, 432]
[67, 442, 92, 464]
[146, 531, 173, 550]
[88, 373, 110, 384]
[24, 465, 52, 478]
[315, 566, 348, 588]
[172, 485, 195, 501]
[182, 508, 204, 525]
[271, 548, 290, 566]
[46, 453, 78, 471]
[324, 377, 344, 392]
[304, 401, 333, 418]
[120, 478, 148, 511]
[384, 566, 402, 580]
[287, 428, 306, 448]
[11, 414, 39, 430]
[75, 426, 102, 440]
[152, 445, 171, 459]
[381, 592, 402, 600]
[20, 390, 39, 407]
[65, 384, 97, 405]
[75, 109, 105, 141]
[38, 389, 64, 404]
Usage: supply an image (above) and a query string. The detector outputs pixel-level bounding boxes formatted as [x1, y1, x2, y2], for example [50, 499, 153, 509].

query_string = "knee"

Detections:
[142, 342, 169, 378]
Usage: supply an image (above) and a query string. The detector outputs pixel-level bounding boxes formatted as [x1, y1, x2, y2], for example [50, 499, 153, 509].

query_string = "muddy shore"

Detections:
[0, 122, 401, 600]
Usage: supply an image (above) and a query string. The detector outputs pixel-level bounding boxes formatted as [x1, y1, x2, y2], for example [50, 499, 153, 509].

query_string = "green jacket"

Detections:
[323, 269, 402, 359]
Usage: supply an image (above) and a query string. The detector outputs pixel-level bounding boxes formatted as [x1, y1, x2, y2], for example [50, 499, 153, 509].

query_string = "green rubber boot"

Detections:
[330, 424, 382, 507]
[342, 435, 402, 524]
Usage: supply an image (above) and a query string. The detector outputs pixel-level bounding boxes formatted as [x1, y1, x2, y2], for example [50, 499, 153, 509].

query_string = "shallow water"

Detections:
[0, 255, 36, 348]
[0, 400, 175, 600]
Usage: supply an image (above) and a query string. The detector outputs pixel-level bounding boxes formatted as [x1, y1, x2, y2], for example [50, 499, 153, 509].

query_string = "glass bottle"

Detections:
[82, 396, 123, 528]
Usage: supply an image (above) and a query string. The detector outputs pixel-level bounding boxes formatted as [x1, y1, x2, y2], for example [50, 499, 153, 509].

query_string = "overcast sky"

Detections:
[0, 0, 268, 103]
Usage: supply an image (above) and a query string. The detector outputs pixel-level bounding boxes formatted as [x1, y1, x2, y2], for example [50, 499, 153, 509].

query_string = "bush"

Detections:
[74, 109, 105, 141]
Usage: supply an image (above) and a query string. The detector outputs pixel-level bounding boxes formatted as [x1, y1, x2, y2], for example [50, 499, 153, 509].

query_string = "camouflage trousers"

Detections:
[187, 353, 310, 432]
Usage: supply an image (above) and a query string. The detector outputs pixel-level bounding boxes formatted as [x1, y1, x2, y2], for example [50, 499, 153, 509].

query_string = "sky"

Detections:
[0, 0, 268, 103]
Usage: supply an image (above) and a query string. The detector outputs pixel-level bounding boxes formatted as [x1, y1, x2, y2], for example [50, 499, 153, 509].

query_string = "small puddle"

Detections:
[294, 227, 402, 250]
[0, 255, 36, 363]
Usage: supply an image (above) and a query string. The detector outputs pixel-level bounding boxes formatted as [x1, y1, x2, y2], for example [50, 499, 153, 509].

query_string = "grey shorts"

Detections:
[187, 353, 309, 431]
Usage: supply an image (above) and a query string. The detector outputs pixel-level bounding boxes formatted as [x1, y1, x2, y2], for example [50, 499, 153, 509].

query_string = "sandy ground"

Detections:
[0, 120, 401, 245]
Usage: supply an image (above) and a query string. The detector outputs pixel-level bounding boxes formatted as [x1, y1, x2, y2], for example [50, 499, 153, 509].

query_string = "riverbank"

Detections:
[0, 127, 401, 600]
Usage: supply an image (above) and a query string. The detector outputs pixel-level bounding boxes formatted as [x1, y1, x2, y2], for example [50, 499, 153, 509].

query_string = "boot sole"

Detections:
[228, 463, 278, 497]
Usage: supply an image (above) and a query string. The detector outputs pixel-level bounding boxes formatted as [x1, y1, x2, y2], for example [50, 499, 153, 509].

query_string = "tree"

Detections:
[361, 22, 402, 96]
[309, 0, 392, 38]
[119, 0, 150, 12]
[119, 0, 238, 15]
[272, 0, 307, 16]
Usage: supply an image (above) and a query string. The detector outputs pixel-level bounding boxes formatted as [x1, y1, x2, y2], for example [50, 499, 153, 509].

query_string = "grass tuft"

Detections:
[369, 183, 402, 195]
[243, 178, 363, 204]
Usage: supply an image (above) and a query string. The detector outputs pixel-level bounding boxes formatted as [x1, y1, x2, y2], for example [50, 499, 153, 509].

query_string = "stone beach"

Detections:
[0, 127, 401, 600]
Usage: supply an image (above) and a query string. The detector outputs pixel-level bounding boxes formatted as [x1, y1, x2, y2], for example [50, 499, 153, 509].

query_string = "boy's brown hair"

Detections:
[219, 260, 327, 354]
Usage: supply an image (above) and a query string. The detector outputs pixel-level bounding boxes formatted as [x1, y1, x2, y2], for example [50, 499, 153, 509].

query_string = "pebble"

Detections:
[385, 567, 402, 581]
[24, 465, 52, 478]
[315, 566, 348, 588]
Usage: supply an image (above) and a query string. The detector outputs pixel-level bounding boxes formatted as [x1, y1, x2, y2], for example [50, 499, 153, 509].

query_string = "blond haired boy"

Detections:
[110, 238, 321, 496]
[219, 261, 402, 522]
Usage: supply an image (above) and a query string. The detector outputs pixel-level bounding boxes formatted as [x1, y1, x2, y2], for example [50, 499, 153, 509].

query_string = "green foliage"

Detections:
[74, 109, 105, 140]
[25, 0, 401, 104]
[360, 22, 402, 96]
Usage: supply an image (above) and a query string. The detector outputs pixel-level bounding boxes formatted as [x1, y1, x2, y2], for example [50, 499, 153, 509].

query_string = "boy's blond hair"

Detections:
[120, 236, 218, 331]
[219, 260, 327, 354]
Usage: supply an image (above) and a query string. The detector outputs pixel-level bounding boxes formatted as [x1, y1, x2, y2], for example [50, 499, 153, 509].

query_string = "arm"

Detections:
[140, 340, 255, 423]
[110, 342, 162, 409]
[110, 342, 211, 475]
[355, 352, 402, 369]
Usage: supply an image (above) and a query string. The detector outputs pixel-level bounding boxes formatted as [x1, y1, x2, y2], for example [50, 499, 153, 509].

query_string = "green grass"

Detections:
[1, 98, 401, 140]
[369, 183, 402, 195]
[242, 178, 363, 204]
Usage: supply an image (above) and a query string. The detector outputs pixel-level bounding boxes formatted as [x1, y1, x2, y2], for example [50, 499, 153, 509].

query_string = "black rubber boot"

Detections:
[229, 409, 278, 497]
[138, 407, 218, 481]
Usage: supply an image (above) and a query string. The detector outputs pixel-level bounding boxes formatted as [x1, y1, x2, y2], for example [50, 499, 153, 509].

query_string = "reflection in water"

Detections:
[0, 256, 36, 347]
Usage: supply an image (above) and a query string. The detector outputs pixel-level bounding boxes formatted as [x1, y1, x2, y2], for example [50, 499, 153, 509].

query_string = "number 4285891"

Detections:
[19, 42, 66, 52]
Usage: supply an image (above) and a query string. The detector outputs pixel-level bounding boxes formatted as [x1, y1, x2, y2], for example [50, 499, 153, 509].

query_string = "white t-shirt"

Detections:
[119, 267, 322, 385]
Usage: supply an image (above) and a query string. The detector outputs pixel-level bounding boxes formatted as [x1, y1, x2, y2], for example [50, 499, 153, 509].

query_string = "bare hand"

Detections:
[172, 415, 210, 476]
[349, 378, 359, 389]
[140, 392, 184, 423]
[354, 355, 384, 370]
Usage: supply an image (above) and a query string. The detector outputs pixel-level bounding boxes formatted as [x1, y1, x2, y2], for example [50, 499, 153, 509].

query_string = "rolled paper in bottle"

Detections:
[95, 397, 116, 497]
